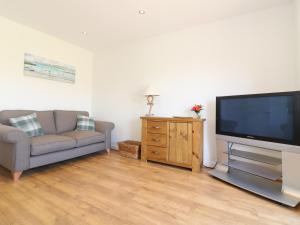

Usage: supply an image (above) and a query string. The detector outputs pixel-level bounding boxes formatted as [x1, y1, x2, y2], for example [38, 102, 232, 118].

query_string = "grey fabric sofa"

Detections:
[0, 110, 114, 181]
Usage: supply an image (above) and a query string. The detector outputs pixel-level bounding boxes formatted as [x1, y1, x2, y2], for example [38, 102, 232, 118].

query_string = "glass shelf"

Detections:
[224, 159, 282, 181]
[208, 168, 299, 207]
[224, 148, 281, 166]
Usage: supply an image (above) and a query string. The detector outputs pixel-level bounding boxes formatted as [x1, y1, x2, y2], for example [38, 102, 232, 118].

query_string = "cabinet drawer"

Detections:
[147, 133, 167, 147]
[147, 121, 167, 134]
[147, 146, 167, 161]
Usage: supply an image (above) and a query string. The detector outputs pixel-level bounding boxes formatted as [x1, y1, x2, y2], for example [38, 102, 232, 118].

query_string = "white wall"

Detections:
[93, 4, 297, 167]
[280, 0, 300, 198]
[0, 16, 93, 112]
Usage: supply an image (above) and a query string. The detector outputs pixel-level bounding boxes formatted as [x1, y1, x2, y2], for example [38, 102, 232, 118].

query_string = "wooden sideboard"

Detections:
[141, 117, 205, 172]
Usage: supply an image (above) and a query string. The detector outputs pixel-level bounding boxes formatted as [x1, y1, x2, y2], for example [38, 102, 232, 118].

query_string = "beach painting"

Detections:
[24, 53, 76, 83]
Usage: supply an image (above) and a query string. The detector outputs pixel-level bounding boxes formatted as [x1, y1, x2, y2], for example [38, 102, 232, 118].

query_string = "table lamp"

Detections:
[144, 86, 160, 116]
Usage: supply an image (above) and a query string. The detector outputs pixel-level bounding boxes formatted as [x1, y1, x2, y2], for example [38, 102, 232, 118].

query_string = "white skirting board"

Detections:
[282, 152, 300, 199]
[282, 186, 300, 199]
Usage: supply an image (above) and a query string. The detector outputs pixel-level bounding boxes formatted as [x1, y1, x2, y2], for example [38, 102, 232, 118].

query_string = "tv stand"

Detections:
[209, 141, 300, 207]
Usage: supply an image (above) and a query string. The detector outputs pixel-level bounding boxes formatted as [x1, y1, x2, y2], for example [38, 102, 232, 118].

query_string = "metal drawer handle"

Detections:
[152, 126, 160, 129]
[151, 151, 159, 155]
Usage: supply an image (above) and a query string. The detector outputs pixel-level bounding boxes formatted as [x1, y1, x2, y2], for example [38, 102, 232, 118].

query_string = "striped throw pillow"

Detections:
[76, 115, 95, 131]
[9, 113, 44, 137]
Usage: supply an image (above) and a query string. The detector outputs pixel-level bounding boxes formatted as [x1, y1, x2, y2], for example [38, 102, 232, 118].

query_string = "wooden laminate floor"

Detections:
[0, 151, 299, 225]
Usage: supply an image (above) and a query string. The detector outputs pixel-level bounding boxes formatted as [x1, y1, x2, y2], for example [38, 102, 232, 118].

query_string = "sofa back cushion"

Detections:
[0, 110, 56, 134]
[54, 110, 89, 133]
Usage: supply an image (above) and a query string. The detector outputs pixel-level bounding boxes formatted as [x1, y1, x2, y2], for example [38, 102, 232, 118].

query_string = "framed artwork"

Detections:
[24, 53, 76, 83]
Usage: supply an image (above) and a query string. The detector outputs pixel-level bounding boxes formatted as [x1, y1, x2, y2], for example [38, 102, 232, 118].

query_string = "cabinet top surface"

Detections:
[140, 116, 206, 122]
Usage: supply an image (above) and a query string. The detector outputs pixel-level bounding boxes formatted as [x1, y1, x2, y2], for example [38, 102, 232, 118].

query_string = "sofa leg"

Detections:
[11, 171, 23, 181]
[106, 148, 110, 154]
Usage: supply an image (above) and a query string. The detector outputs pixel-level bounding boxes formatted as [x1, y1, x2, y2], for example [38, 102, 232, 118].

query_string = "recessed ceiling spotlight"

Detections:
[138, 10, 146, 15]
[81, 31, 87, 35]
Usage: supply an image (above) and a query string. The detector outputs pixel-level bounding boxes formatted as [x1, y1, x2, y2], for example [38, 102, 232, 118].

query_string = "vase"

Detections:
[194, 112, 201, 119]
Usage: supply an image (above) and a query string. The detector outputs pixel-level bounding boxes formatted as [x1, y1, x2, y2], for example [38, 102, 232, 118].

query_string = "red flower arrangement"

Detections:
[191, 104, 203, 113]
[191, 104, 204, 118]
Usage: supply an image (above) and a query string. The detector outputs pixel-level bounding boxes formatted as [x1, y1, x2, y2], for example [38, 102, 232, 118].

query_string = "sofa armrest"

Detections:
[0, 124, 28, 143]
[0, 125, 30, 172]
[95, 121, 115, 149]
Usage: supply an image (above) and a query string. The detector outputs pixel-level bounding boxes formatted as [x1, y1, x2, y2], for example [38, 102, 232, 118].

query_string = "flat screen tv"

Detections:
[216, 91, 300, 147]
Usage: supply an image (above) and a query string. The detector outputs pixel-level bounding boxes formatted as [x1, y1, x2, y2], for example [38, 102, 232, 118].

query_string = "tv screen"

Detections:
[216, 91, 300, 146]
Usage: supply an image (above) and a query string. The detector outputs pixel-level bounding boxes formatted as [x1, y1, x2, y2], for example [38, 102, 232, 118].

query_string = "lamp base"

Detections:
[145, 113, 154, 117]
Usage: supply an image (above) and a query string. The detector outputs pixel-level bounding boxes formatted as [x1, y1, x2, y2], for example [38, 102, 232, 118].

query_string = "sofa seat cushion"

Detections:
[62, 131, 105, 148]
[31, 135, 76, 156]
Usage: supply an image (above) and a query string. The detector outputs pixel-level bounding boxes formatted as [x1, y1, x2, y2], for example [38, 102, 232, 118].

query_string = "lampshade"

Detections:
[144, 86, 160, 96]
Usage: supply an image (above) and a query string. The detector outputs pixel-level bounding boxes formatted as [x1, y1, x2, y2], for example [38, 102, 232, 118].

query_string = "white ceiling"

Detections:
[0, 0, 291, 51]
